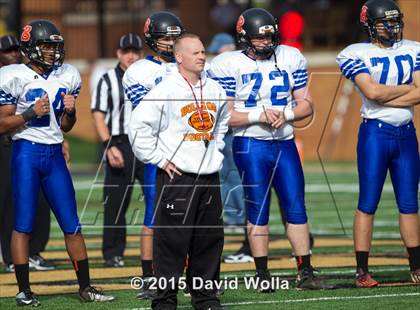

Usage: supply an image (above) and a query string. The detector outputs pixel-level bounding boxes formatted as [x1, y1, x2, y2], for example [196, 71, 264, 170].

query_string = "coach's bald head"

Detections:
[174, 33, 206, 76]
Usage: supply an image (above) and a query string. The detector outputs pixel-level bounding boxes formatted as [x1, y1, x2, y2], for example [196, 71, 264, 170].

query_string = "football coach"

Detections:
[128, 33, 229, 310]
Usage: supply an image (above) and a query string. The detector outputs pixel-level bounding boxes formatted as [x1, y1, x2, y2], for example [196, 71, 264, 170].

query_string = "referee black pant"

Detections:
[102, 135, 145, 260]
[0, 135, 50, 265]
[152, 169, 224, 310]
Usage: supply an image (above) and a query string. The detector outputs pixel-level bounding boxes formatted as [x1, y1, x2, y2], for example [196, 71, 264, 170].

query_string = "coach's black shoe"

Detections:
[104, 256, 124, 267]
[136, 277, 156, 300]
[29, 254, 55, 271]
[16, 289, 40, 307]
[255, 269, 275, 293]
[79, 285, 114, 302]
[296, 267, 332, 290]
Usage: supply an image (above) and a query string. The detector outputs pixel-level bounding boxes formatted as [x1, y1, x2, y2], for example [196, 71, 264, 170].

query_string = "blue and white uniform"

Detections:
[337, 39, 420, 214]
[208, 46, 309, 225]
[0, 63, 81, 233]
[122, 56, 176, 226]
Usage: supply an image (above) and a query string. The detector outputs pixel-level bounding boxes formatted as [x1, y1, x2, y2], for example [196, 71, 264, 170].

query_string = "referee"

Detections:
[129, 33, 229, 310]
[91, 33, 146, 267]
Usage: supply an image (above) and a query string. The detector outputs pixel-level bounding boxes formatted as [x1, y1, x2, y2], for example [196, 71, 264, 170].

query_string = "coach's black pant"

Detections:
[152, 169, 224, 310]
[0, 135, 50, 265]
[102, 135, 145, 260]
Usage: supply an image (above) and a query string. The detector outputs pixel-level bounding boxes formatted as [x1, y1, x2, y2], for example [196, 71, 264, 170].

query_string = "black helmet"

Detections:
[360, 0, 404, 45]
[236, 8, 278, 58]
[20, 19, 64, 70]
[144, 11, 185, 61]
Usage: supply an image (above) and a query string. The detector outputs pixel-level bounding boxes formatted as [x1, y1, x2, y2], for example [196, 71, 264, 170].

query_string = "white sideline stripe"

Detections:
[131, 293, 420, 310]
[74, 181, 406, 193]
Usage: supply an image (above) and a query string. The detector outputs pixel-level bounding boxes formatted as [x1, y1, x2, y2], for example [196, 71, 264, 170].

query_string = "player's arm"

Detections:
[0, 94, 50, 134]
[353, 73, 414, 103]
[60, 93, 77, 132]
[380, 71, 420, 107]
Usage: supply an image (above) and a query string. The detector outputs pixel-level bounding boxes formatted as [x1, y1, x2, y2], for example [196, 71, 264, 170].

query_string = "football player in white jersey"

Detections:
[0, 20, 114, 306]
[337, 0, 420, 287]
[122, 11, 185, 299]
[209, 8, 329, 291]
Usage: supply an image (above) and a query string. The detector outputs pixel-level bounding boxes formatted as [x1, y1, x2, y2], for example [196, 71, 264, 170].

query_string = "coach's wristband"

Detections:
[21, 106, 37, 122]
[283, 106, 295, 122]
[247, 110, 261, 124]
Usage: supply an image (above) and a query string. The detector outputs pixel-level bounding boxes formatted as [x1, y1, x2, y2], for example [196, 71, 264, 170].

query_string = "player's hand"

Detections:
[163, 160, 182, 180]
[271, 111, 286, 129]
[260, 108, 281, 124]
[62, 93, 76, 114]
[33, 93, 50, 116]
[106, 146, 124, 168]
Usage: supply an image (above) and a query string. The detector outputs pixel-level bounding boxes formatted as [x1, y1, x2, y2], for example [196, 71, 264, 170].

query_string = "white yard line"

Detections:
[131, 292, 420, 310]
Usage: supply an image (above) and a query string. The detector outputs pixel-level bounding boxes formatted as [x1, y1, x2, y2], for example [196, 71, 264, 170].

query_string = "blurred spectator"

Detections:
[207, 33, 236, 54]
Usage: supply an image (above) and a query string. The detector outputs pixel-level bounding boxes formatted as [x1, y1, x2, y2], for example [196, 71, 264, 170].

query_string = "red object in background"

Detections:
[278, 11, 304, 51]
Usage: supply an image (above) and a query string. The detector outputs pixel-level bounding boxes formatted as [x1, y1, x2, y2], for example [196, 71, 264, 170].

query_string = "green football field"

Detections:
[1, 160, 419, 309]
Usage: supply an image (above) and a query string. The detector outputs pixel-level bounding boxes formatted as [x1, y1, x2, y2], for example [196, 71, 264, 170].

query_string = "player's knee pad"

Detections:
[357, 204, 378, 215]
[398, 204, 419, 215]
[247, 205, 269, 226]
[286, 211, 308, 225]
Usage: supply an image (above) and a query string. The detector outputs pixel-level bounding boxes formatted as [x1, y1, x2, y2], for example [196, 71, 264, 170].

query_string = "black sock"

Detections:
[142, 260, 153, 277]
[15, 263, 30, 292]
[407, 246, 420, 271]
[296, 254, 311, 271]
[356, 251, 369, 273]
[254, 256, 268, 272]
[72, 258, 90, 290]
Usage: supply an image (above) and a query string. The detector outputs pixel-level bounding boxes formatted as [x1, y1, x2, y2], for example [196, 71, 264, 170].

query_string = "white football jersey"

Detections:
[122, 56, 176, 107]
[0, 63, 81, 144]
[208, 45, 308, 140]
[337, 39, 420, 126]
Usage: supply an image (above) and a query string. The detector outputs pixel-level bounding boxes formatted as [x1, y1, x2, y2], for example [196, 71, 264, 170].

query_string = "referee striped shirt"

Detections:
[91, 64, 132, 136]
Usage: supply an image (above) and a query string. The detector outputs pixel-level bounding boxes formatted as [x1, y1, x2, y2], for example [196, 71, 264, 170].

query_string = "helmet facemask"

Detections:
[371, 15, 404, 45]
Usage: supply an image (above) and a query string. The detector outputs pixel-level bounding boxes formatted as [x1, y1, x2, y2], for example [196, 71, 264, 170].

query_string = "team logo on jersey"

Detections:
[236, 15, 245, 34]
[21, 25, 32, 42]
[188, 111, 215, 132]
[360, 5, 368, 25]
[144, 17, 151, 37]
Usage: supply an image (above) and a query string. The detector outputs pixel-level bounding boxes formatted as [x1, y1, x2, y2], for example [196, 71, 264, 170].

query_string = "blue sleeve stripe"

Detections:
[226, 91, 235, 97]
[292, 72, 308, 78]
[293, 74, 308, 81]
[414, 65, 420, 71]
[212, 76, 235, 82]
[351, 68, 370, 80]
[0, 99, 16, 105]
[339, 59, 353, 71]
[342, 62, 368, 79]
[126, 85, 149, 96]
[293, 69, 307, 74]
[215, 80, 236, 86]
[293, 83, 307, 91]
[0, 90, 15, 101]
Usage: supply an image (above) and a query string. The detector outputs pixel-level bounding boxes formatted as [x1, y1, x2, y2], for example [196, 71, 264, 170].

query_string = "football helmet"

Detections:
[236, 8, 279, 58]
[20, 19, 64, 70]
[144, 11, 185, 61]
[360, 0, 404, 45]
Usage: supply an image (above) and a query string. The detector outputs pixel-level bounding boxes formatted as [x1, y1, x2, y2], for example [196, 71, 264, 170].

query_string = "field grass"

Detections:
[1, 162, 418, 309]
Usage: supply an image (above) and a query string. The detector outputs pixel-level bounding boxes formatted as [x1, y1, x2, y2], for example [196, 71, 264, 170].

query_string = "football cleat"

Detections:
[136, 277, 157, 300]
[355, 270, 379, 288]
[79, 285, 114, 302]
[16, 289, 40, 307]
[29, 254, 55, 271]
[296, 267, 332, 290]
[409, 269, 420, 283]
[255, 270, 275, 293]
